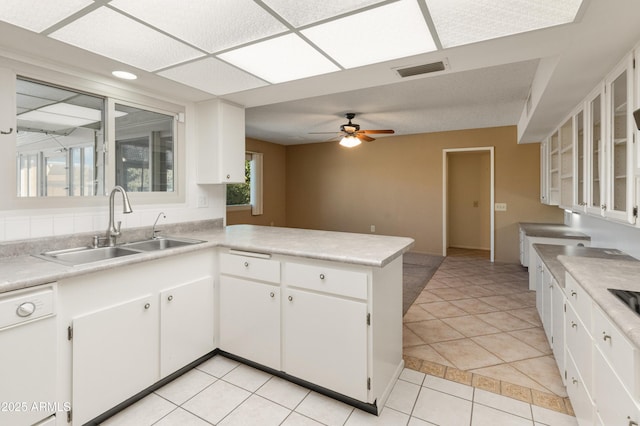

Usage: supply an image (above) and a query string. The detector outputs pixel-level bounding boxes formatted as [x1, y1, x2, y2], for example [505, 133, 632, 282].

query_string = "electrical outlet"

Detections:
[197, 195, 208, 208]
[370, 225, 376, 233]
[494, 203, 507, 211]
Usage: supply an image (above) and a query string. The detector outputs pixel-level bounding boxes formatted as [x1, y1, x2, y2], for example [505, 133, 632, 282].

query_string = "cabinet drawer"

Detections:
[593, 348, 640, 426]
[220, 252, 280, 284]
[565, 273, 592, 330]
[593, 305, 639, 398]
[565, 303, 593, 393]
[284, 262, 367, 300]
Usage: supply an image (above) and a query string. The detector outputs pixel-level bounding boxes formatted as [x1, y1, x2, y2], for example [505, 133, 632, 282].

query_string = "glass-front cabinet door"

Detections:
[604, 54, 635, 224]
[573, 108, 586, 212]
[559, 117, 574, 209]
[586, 86, 604, 216]
[548, 130, 560, 205]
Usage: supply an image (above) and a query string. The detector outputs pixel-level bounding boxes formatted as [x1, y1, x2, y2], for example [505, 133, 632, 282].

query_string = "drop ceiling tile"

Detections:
[219, 33, 340, 84]
[110, 0, 288, 54]
[425, 0, 583, 48]
[0, 0, 92, 33]
[262, 0, 386, 27]
[159, 58, 268, 95]
[49, 7, 204, 72]
[301, 0, 437, 69]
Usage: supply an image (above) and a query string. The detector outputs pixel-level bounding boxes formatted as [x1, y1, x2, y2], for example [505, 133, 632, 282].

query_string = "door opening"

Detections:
[442, 147, 495, 262]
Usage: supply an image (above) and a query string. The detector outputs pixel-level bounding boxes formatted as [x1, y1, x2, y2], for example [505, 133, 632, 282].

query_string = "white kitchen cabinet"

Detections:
[548, 130, 561, 205]
[593, 348, 640, 426]
[160, 277, 215, 377]
[219, 275, 281, 370]
[560, 117, 575, 209]
[283, 287, 368, 401]
[57, 249, 216, 425]
[586, 85, 605, 216]
[566, 351, 595, 426]
[540, 138, 551, 204]
[551, 278, 566, 385]
[603, 53, 636, 224]
[541, 262, 553, 343]
[196, 99, 246, 184]
[72, 294, 158, 426]
[526, 236, 589, 289]
[574, 109, 587, 212]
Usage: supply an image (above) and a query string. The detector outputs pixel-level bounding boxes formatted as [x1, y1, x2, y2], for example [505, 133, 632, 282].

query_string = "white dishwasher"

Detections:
[0, 284, 57, 426]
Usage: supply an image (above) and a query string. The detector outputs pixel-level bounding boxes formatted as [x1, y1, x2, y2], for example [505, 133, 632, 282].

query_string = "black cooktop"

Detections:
[609, 289, 640, 316]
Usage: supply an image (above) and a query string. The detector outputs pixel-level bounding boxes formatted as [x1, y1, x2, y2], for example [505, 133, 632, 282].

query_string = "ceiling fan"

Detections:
[311, 113, 395, 147]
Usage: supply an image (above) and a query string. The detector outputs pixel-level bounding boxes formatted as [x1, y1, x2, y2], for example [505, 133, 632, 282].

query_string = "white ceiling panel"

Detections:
[0, 0, 92, 33]
[50, 7, 204, 72]
[159, 58, 269, 95]
[219, 33, 340, 84]
[109, 0, 288, 54]
[426, 0, 583, 48]
[262, 0, 387, 27]
[302, 0, 436, 69]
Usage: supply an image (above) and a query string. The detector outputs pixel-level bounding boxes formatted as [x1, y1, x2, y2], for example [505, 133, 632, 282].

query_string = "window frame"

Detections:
[226, 151, 263, 215]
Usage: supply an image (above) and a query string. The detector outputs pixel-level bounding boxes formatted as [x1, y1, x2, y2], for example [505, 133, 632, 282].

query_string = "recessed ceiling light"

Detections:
[112, 71, 138, 80]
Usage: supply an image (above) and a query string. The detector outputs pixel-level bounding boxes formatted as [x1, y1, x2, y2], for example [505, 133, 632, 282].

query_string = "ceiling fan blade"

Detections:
[357, 134, 375, 142]
[359, 129, 395, 134]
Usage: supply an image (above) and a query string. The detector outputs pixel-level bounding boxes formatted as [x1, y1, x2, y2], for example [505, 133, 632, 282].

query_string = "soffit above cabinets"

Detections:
[0, 0, 584, 96]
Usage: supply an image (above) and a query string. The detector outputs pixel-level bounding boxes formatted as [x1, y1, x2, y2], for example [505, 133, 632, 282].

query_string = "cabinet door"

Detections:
[541, 265, 553, 344]
[574, 109, 587, 212]
[559, 117, 574, 209]
[160, 277, 215, 377]
[604, 54, 635, 224]
[283, 288, 368, 401]
[72, 294, 158, 425]
[540, 139, 550, 204]
[219, 275, 280, 369]
[551, 281, 566, 385]
[594, 348, 640, 426]
[587, 86, 605, 216]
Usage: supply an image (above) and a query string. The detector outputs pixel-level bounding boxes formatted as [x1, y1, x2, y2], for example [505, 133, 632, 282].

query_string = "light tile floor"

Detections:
[403, 248, 573, 416]
[101, 354, 577, 426]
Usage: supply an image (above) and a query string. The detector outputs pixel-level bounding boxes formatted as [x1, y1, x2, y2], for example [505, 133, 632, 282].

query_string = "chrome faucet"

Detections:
[152, 212, 166, 239]
[106, 185, 133, 246]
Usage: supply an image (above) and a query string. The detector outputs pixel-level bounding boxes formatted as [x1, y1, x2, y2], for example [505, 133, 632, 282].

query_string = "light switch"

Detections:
[494, 203, 507, 211]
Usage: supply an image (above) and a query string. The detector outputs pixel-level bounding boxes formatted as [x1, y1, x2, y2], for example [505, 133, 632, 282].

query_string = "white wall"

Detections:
[0, 59, 226, 242]
[568, 212, 640, 260]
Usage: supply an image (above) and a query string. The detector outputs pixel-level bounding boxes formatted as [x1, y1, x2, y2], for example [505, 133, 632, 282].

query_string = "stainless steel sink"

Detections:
[36, 246, 140, 266]
[123, 237, 203, 251]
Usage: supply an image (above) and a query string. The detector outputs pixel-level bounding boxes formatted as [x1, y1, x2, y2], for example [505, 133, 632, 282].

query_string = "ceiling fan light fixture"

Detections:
[339, 135, 361, 148]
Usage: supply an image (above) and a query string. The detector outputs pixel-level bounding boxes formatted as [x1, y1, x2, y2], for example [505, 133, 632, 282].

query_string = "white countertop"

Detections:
[559, 255, 640, 348]
[0, 225, 414, 294]
[519, 222, 590, 240]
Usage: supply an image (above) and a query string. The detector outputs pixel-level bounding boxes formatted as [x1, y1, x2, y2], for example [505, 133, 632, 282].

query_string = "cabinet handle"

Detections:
[601, 204, 607, 210]
[167, 295, 173, 302]
[288, 295, 293, 302]
[319, 273, 325, 280]
[572, 377, 578, 385]
[570, 290, 577, 297]
[603, 332, 611, 342]
[571, 321, 577, 329]
[226, 174, 231, 179]
[269, 292, 275, 298]
[144, 303, 151, 310]
[628, 417, 638, 426]
[244, 261, 249, 267]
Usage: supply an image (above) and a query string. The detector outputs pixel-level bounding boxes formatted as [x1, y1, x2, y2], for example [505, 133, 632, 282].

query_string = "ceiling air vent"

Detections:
[395, 61, 446, 78]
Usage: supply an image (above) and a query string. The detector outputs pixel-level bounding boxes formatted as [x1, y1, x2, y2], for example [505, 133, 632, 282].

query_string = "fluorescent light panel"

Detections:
[159, 57, 268, 95]
[262, 0, 386, 27]
[219, 34, 340, 84]
[0, 0, 92, 33]
[50, 7, 204, 71]
[109, 0, 287, 54]
[425, 0, 584, 48]
[302, 0, 437, 69]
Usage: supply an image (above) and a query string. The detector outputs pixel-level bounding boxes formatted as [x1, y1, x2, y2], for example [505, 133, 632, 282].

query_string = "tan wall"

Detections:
[285, 126, 563, 263]
[447, 151, 491, 250]
[227, 137, 287, 227]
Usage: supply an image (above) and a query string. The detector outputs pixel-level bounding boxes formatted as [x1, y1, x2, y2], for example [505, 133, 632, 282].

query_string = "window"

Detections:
[16, 77, 106, 197]
[226, 152, 263, 215]
[114, 104, 175, 193]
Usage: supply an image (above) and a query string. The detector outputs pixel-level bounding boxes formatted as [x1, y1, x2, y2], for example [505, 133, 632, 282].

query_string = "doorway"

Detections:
[442, 147, 495, 262]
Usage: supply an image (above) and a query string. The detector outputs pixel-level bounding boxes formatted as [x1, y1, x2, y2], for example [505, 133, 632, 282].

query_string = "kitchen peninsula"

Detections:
[0, 224, 414, 426]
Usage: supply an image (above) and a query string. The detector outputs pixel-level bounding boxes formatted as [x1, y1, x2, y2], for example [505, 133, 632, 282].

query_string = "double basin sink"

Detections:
[36, 237, 204, 266]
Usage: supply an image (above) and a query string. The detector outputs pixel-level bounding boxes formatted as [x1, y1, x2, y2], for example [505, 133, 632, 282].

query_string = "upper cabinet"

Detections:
[196, 99, 246, 185]
[604, 54, 635, 224]
[541, 49, 638, 226]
